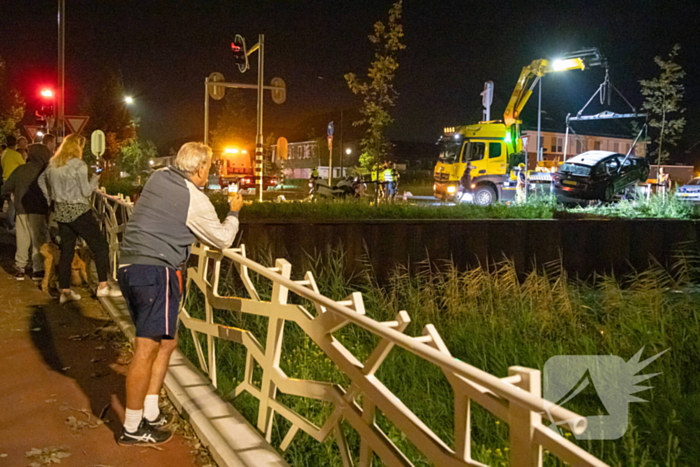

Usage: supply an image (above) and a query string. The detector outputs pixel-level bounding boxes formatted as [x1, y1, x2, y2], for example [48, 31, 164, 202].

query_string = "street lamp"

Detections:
[346, 148, 352, 155]
[37, 131, 44, 137]
[124, 96, 134, 105]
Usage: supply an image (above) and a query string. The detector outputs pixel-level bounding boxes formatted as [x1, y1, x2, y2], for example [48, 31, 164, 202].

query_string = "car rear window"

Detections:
[559, 163, 591, 176]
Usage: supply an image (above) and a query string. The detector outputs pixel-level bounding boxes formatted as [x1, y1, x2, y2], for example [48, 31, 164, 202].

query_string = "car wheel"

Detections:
[640, 167, 650, 182]
[473, 186, 496, 206]
[603, 184, 615, 203]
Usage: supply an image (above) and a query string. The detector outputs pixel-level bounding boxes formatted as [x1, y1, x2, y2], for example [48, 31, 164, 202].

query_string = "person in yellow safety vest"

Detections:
[311, 167, 319, 180]
[383, 163, 395, 200]
[370, 163, 379, 200]
[515, 163, 527, 204]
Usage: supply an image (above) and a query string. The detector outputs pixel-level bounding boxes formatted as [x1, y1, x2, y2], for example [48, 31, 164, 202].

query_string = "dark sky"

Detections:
[1, 0, 699, 150]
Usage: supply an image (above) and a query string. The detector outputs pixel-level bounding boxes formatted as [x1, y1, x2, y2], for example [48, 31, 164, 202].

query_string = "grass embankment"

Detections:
[179, 249, 700, 467]
[206, 190, 700, 222]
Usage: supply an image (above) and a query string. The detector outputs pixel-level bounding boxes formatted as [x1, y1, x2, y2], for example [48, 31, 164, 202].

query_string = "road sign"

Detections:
[23, 125, 43, 142]
[481, 81, 494, 107]
[64, 115, 90, 135]
[271, 77, 286, 104]
[481, 81, 494, 121]
[276, 137, 288, 160]
[91, 130, 106, 157]
[327, 121, 334, 137]
[208, 72, 226, 100]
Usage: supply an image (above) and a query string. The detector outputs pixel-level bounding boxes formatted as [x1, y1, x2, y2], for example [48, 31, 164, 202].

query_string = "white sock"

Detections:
[124, 408, 143, 433]
[143, 394, 160, 421]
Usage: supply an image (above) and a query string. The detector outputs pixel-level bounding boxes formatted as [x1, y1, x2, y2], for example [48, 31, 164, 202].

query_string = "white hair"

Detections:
[175, 142, 212, 174]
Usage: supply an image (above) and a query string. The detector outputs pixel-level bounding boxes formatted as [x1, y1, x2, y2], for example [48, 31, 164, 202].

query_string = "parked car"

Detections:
[552, 151, 650, 202]
[676, 177, 700, 202]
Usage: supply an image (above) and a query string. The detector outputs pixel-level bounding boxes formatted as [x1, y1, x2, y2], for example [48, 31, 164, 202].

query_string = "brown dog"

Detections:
[40, 242, 91, 292]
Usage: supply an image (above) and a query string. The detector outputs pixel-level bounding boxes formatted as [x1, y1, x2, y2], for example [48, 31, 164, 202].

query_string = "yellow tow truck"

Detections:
[434, 50, 604, 205]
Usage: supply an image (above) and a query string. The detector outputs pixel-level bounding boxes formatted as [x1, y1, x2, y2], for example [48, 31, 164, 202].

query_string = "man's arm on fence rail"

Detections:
[184, 184, 241, 251]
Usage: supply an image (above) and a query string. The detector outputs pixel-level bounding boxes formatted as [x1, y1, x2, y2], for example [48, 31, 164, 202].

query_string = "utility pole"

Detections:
[203, 76, 210, 146]
[57, 0, 66, 140]
[536, 78, 542, 164]
[255, 34, 265, 202]
[339, 110, 344, 178]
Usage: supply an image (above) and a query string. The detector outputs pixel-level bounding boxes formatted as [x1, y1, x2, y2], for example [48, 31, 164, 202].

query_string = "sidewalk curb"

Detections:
[99, 294, 289, 467]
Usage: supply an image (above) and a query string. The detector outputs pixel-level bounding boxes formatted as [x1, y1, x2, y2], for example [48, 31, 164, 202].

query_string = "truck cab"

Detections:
[434, 122, 519, 204]
[218, 147, 278, 191]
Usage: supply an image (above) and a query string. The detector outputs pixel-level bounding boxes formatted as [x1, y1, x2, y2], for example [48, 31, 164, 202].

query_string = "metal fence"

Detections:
[93, 190, 608, 467]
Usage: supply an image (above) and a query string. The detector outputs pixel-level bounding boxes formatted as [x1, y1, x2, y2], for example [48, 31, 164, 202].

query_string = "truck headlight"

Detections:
[447, 185, 457, 194]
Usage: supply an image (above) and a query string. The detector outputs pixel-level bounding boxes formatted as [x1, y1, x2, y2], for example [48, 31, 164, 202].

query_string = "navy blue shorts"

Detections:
[117, 265, 181, 340]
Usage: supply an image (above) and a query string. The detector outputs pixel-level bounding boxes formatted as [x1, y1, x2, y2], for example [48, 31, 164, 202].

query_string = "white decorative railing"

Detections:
[93, 190, 609, 467]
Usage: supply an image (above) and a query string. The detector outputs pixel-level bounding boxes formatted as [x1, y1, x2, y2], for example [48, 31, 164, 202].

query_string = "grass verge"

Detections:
[178, 247, 700, 466]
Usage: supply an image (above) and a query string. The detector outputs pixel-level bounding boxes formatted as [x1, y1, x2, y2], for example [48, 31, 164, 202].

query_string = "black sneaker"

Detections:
[32, 271, 45, 282]
[145, 412, 175, 430]
[117, 420, 173, 446]
[14, 269, 25, 281]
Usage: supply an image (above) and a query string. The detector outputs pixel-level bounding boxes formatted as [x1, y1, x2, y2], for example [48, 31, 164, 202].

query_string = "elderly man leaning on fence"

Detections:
[116, 142, 243, 446]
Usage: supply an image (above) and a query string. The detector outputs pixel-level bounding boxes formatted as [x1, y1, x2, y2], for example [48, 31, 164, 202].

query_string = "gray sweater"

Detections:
[119, 167, 239, 270]
[38, 158, 99, 206]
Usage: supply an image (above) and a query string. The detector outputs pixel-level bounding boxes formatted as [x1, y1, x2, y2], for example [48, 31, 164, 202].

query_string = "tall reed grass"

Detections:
[179, 246, 700, 466]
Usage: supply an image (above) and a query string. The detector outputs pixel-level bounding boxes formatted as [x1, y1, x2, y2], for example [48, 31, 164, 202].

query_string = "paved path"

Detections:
[0, 238, 208, 466]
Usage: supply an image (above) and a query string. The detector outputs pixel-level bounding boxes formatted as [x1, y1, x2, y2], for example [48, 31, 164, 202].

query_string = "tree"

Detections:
[120, 138, 158, 176]
[0, 55, 25, 143]
[345, 1, 405, 169]
[82, 69, 136, 170]
[210, 89, 255, 151]
[639, 44, 686, 165]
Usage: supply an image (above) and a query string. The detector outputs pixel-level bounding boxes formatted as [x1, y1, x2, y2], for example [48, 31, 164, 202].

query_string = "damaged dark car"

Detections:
[552, 151, 650, 202]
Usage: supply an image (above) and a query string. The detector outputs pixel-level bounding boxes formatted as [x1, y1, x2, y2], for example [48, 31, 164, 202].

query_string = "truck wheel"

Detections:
[473, 186, 496, 206]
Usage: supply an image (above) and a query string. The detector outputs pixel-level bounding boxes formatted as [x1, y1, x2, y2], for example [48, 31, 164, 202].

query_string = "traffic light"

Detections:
[40, 104, 54, 117]
[231, 34, 249, 73]
[38, 88, 55, 118]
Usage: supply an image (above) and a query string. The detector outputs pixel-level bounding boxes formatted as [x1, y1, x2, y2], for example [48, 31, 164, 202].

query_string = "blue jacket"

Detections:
[119, 167, 239, 270]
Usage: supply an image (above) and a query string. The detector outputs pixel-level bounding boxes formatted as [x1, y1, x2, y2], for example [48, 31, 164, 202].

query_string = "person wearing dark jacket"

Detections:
[1, 143, 51, 280]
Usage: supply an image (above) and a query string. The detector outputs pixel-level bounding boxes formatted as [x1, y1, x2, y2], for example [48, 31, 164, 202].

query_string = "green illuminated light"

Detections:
[505, 132, 512, 143]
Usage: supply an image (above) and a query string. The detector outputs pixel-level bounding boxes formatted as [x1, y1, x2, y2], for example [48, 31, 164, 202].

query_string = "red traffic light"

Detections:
[40, 89, 54, 98]
[231, 34, 249, 73]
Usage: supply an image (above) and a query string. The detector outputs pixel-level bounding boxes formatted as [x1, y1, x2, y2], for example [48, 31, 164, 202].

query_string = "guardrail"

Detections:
[92, 190, 608, 467]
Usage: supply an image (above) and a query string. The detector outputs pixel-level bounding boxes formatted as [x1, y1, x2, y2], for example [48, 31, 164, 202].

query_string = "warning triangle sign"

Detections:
[23, 125, 43, 141]
[64, 115, 90, 135]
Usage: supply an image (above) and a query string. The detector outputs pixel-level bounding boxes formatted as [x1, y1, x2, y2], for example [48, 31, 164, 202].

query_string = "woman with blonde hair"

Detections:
[39, 134, 117, 304]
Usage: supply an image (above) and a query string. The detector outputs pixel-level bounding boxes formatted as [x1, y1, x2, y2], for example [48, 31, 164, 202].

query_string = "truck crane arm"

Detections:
[502, 49, 606, 127]
[503, 57, 586, 127]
